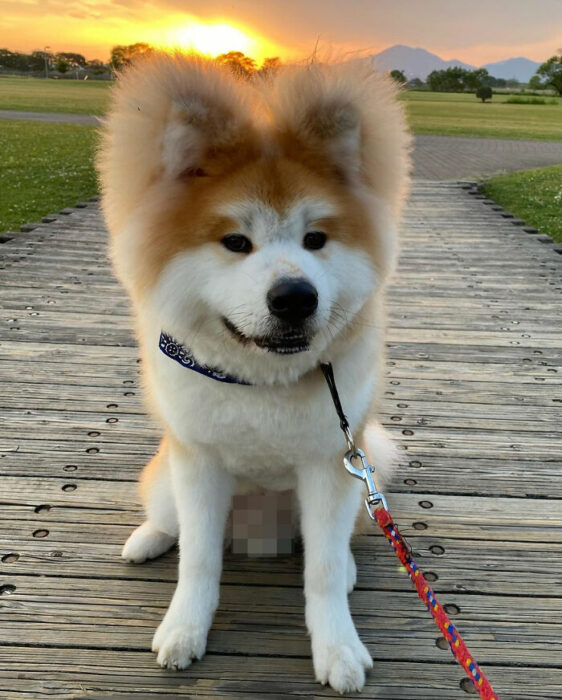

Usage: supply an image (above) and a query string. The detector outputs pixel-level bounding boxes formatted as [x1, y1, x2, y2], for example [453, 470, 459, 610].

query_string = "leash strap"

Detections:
[320, 362, 350, 433]
[321, 362, 499, 699]
[372, 504, 498, 699]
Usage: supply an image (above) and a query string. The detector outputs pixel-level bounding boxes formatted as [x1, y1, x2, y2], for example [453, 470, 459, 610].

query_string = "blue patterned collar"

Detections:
[159, 331, 251, 385]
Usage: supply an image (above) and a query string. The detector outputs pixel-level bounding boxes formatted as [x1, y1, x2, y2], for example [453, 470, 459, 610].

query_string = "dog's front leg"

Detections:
[152, 438, 235, 670]
[298, 460, 372, 693]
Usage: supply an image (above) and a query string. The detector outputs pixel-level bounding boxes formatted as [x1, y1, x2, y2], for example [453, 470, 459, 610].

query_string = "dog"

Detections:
[97, 52, 410, 693]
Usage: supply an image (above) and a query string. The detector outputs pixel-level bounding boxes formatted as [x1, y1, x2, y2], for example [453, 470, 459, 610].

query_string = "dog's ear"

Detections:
[98, 53, 259, 234]
[162, 95, 258, 180]
[268, 60, 411, 211]
[295, 98, 362, 184]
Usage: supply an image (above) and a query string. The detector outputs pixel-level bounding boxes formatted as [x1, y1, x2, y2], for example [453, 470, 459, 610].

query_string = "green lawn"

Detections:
[482, 165, 562, 243]
[0, 76, 110, 115]
[402, 90, 562, 141]
[0, 120, 99, 232]
[1, 76, 561, 140]
[1, 79, 561, 236]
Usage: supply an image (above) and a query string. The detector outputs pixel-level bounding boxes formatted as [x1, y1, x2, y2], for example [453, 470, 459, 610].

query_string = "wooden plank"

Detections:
[1, 489, 562, 559]
[2, 649, 558, 700]
[1, 181, 561, 698]
[0, 576, 560, 666]
[2, 526, 562, 595]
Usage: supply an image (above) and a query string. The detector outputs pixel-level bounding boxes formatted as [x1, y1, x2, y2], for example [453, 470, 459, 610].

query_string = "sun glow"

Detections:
[170, 23, 253, 58]
[143, 17, 281, 63]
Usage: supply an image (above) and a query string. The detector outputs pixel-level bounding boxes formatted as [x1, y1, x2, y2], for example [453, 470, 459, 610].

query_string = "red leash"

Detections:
[320, 363, 499, 699]
[372, 503, 498, 699]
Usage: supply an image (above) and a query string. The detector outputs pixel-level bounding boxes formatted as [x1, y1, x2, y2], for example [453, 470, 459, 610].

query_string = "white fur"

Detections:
[99, 53, 411, 694]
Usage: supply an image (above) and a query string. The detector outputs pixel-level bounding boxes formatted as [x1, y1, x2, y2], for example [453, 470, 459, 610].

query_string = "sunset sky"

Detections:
[1, 0, 561, 66]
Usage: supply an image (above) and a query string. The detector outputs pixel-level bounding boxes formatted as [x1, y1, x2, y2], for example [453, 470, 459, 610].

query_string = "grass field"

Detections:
[0, 120, 98, 232]
[0, 76, 110, 114]
[1, 77, 561, 235]
[402, 90, 562, 141]
[1, 76, 561, 140]
[482, 165, 562, 243]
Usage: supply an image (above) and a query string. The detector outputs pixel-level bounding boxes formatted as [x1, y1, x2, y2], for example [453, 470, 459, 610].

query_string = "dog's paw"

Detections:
[152, 618, 207, 670]
[347, 548, 357, 594]
[122, 521, 176, 563]
[313, 638, 373, 694]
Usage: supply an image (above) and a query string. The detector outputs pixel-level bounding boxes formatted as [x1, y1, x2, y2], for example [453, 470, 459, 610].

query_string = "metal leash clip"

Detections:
[343, 447, 389, 519]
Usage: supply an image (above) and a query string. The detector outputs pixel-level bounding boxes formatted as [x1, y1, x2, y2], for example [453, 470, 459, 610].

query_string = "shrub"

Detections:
[505, 96, 558, 105]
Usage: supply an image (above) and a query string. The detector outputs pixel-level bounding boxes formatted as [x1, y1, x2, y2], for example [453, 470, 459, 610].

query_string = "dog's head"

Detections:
[98, 54, 411, 384]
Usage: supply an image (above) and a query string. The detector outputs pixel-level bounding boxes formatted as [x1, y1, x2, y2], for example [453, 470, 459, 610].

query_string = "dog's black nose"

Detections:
[267, 278, 318, 323]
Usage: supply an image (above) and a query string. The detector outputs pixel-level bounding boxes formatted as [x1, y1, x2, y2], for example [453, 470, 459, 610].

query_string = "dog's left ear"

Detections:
[270, 64, 364, 185]
[268, 61, 411, 210]
[276, 93, 362, 185]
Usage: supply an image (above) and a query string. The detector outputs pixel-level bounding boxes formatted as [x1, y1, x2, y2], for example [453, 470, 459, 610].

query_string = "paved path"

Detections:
[0, 183, 561, 698]
[2, 109, 562, 180]
[413, 134, 562, 180]
[0, 109, 101, 126]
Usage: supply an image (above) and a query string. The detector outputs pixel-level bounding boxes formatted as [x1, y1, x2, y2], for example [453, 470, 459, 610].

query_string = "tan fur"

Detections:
[97, 52, 259, 237]
[98, 51, 411, 692]
[98, 53, 411, 299]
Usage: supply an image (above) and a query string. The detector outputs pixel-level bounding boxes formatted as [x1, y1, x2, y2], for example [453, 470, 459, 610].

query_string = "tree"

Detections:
[216, 51, 256, 78]
[86, 59, 107, 76]
[427, 67, 466, 92]
[390, 69, 407, 85]
[482, 74, 506, 88]
[476, 86, 492, 102]
[57, 52, 86, 67]
[464, 68, 489, 91]
[427, 66, 492, 93]
[110, 43, 153, 71]
[528, 75, 543, 91]
[408, 77, 425, 89]
[0, 49, 41, 72]
[536, 52, 562, 95]
[259, 56, 281, 77]
[31, 50, 52, 72]
[56, 59, 69, 74]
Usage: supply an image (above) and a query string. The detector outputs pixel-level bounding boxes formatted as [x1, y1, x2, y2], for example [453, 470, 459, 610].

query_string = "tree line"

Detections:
[0, 44, 282, 79]
[391, 55, 562, 96]
[1, 43, 560, 95]
[0, 49, 107, 75]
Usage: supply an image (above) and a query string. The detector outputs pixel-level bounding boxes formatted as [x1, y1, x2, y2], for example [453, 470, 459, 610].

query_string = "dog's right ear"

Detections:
[162, 95, 258, 180]
[97, 53, 258, 235]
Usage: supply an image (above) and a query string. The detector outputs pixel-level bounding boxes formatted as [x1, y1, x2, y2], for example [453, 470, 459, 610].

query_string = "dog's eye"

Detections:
[303, 232, 327, 251]
[222, 234, 252, 254]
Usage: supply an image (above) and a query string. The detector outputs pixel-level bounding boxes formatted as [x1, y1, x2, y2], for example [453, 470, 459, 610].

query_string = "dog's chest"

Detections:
[157, 371, 333, 457]
[150, 354, 373, 478]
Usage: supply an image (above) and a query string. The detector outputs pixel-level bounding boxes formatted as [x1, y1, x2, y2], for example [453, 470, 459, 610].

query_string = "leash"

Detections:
[320, 362, 499, 700]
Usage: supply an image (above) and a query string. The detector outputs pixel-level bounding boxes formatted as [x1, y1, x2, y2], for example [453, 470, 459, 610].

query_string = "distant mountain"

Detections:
[372, 45, 475, 81]
[481, 57, 541, 82]
[371, 45, 540, 82]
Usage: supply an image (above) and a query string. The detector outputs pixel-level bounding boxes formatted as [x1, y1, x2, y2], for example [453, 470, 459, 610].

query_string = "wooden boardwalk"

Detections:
[0, 181, 561, 698]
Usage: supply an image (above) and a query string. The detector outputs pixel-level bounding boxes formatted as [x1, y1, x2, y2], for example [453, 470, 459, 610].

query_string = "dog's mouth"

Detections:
[223, 317, 310, 355]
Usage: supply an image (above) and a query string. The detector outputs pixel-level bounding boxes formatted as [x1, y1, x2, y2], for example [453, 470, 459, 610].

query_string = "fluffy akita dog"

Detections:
[98, 53, 410, 693]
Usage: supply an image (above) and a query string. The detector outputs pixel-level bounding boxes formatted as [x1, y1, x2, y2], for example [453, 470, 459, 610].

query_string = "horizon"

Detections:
[1, 0, 561, 66]
[0, 42, 552, 69]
